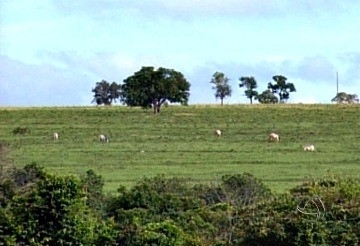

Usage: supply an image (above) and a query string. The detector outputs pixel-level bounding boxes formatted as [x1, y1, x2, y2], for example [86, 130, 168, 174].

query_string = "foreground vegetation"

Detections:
[0, 163, 359, 245]
[0, 104, 360, 194]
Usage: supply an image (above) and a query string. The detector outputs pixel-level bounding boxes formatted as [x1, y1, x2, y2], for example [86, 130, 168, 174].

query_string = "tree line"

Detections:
[91, 67, 190, 114]
[1, 162, 359, 245]
[211, 72, 296, 105]
[92, 66, 359, 113]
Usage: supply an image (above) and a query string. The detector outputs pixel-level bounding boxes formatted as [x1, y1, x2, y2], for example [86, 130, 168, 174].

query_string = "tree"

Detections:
[132, 220, 189, 245]
[239, 76, 259, 104]
[331, 92, 359, 104]
[267, 75, 296, 103]
[239, 175, 360, 245]
[80, 170, 105, 214]
[0, 165, 118, 245]
[91, 80, 121, 106]
[256, 89, 279, 104]
[121, 67, 190, 114]
[210, 72, 232, 105]
[1, 167, 117, 245]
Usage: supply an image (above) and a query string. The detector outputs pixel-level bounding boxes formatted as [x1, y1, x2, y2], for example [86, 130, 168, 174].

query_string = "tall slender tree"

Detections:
[239, 76, 259, 104]
[210, 72, 232, 105]
[267, 75, 296, 103]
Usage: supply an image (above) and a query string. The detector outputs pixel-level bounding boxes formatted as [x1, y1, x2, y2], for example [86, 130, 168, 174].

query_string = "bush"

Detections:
[1, 165, 117, 245]
[12, 127, 30, 135]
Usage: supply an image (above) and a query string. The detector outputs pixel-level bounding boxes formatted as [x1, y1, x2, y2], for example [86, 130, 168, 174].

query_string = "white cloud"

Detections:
[295, 56, 336, 83]
[0, 55, 93, 106]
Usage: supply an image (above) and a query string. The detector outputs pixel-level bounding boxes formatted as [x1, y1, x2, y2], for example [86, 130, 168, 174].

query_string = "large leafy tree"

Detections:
[239, 76, 259, 104]
[0, 164, 117, 245]
[210, 72, 232, 105]
[256, 89, 279, 104]
[91, 80, 121, 106]
[121, 67, 190, 114]
[267, 75, 296, 103]
[331, 92, 359, 104]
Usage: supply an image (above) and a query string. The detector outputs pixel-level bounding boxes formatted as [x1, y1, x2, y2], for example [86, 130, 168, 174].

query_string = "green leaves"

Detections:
[331, 92, 359, 104]
[238, 75, 296, 104]
[1, 164, 360, 245]
[256, 89, 279, 104]
[91, 80, 121, 106]
[268, 75, 296, 103]
[1, 165, 117, 245]
[239, 76, 258, 104]
[121, 67, 191, 114]
[210, 72, 232, 105]
[135, 220, 188, 246]
[238, 175, 360, 245]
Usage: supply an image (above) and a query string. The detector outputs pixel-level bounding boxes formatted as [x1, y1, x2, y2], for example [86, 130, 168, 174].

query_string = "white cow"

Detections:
[99, 134, 109, 143]
[214, 129, 222, 137]
[268, 133, 280, 142]
[303, 144, 315, 152]
[53, 132, 59, 141]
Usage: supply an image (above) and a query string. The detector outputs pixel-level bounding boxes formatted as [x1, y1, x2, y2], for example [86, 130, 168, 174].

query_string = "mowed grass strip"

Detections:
[0, 104, 359, 194]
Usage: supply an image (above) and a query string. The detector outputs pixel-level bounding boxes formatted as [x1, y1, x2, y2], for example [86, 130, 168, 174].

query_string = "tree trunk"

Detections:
[250, 97, 253, 104]
[156, 104, 160, 114]
[152, 100, 156, 114]
[153, 100, 161, 114]
[221, 98, 223, 106]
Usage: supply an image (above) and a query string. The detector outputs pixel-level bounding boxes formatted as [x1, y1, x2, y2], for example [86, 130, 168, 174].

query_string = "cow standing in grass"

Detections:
[99, 134, 109, 143]
[268, 133, 280, 142]
[53, 132, 59, 141]
[303, 144, 315, 152]
[214, 129, 222, 137]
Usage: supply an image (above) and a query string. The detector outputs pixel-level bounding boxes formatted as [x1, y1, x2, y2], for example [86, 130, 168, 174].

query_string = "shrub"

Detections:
[12, 127, 30, 135]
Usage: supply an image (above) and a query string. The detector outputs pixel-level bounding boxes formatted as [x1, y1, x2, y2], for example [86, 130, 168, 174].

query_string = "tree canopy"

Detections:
[267, 75, 296, 103]
[239, 76, 259, 104]
[331, 92, 359, 104]
[91, 80, 121, 106]
[210, 72, 232, 105]
[1, 163, 360, 245]
[121, 67, 190, 114]
[256, 89, 279, 104]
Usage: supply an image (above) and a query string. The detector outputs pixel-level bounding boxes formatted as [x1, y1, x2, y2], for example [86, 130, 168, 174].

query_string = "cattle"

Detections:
[53, 132, 59, 141]
[303, 144, 315, 152]
[99, 134, 109, 143]
[268, 133, 280, 142]
[214, 129, 222, 137]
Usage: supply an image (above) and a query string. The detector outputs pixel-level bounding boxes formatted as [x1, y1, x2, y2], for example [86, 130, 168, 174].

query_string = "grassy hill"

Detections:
[1, 104, 359, 194]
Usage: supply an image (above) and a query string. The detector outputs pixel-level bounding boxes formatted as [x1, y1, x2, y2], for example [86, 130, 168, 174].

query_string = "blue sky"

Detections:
[1, 0, 359, 106]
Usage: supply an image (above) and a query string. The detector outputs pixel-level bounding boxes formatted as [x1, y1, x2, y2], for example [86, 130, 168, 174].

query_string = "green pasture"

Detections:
[0, 104, 359, 194]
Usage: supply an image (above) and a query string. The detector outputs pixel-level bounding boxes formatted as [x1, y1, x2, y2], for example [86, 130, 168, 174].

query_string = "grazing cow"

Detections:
[268, 133, 280, 142]
[53, 132, 59, 141]
[303, 144, 315, 152]
[99, 134, 109, 143]
[214, 129, 222, 137]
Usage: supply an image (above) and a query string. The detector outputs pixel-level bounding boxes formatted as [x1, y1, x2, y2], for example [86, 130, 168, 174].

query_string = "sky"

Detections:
[1, 0, 359, 106]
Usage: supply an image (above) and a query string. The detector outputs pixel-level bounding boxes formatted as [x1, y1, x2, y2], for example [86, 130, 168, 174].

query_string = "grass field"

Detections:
[0, 104, 359, 194]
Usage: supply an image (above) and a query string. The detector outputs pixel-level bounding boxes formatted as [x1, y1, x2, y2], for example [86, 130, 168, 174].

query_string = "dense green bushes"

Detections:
[0, 163, 359, 245]
[0, 164, 116, 245]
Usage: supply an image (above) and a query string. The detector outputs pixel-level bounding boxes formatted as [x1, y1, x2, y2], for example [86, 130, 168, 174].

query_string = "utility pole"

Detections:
[336, 70, 339, 95]
[336, 70, 339, 104]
